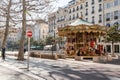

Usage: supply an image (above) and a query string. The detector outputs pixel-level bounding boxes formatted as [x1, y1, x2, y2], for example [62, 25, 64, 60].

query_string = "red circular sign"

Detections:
[27, 30, 32, 37]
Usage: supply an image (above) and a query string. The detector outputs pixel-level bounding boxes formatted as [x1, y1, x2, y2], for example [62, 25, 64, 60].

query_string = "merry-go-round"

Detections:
[58, 18, 107, 59]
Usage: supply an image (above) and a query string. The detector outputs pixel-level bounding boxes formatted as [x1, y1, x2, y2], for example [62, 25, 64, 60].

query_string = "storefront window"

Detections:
[114, 45, 119, 53]
[106, 45, 111, 53]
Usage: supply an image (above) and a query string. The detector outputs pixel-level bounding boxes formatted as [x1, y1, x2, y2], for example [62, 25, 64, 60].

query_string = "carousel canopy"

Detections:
[69, 18, 93, 26]
[58, 18, 107, 36]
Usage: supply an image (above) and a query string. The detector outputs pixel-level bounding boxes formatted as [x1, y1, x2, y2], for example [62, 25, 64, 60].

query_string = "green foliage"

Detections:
[106, 26, 120, 42]
[29, 38, 45, 50]
[45, 36, 54, 45]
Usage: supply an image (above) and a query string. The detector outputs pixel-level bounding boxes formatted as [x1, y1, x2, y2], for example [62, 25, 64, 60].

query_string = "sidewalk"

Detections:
[0, 65, 37, 80]
[0, 57, 44, 80]
[0, 55, 120, 80]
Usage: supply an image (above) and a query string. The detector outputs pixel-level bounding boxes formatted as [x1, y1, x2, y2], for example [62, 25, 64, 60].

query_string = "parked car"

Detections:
[44, 45, 52, 50]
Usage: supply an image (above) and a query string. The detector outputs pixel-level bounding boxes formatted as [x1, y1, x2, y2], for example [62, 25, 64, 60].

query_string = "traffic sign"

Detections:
[27, 30, 32, 37]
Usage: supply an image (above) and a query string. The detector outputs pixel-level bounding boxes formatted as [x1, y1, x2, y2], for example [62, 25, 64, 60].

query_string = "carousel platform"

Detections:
[75, 55, 112, 62]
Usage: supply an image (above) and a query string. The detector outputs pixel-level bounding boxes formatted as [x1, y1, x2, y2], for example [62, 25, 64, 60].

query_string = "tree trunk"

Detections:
[17, 0, 26, 60]
[111, 41, 115, 57]
[2, 0, 12, 48]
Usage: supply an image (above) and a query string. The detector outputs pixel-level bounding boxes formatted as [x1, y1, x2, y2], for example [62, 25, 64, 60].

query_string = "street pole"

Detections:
[27, 37, 30, 71]
[52, 42, 54, 59]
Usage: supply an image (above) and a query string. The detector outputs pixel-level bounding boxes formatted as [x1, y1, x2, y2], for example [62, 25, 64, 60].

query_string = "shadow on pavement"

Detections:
[99, 59, 120, 65]
[5, 56, 120, 80]
[29, 61, 114, 80]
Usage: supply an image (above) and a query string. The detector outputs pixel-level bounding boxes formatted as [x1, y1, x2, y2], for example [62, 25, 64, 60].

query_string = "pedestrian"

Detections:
[1, 47, 6, 60]
[24, 48, 26, 54]
[76, 49, 80, 56]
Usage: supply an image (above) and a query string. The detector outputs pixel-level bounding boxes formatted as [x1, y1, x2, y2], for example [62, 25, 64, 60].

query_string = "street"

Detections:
[0, 54, 120, 80]
[0, 0, 120, 80]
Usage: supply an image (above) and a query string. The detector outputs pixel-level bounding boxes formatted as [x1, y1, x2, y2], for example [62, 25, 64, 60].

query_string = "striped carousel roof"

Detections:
[69, 18, 93, 26]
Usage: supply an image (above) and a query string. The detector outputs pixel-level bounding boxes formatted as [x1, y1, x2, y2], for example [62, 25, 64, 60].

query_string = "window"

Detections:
[92, 6, 94, 14]
[69, 16, 71, 20]
[80, 5, 83, 9]
[69, 9, 71, 13]
[114, 0, 119, 6]
[98, 0, 102, 2]
[114, 45, 119, 53]
[92, 16, 94, 24]
[99, 14, 102, 23]
[76, 13, 79, 18]
[106, 23, 110, 27]
[114, 22, 119, 30]
[76, 6, 79, 11]
[73, 8, 75, 12]
[99, 4, 102, 12]
[80, 12, 83, 17]
[85, 2, 88, 7]
[106, 45, 111, 53]
[73, 14, 75, 20]
[64, 10, 67, 12]
[106, 3, 111, 8]
[106, 13, 110, 21]
[114, 10, 118, 19]
[91, 0, 94, 4]
[86, 18, 88, 21]
[85, 9, 88, 15]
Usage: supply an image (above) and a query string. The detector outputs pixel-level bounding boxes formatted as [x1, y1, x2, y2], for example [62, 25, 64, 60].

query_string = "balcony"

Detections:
[106, 18, 110, 21]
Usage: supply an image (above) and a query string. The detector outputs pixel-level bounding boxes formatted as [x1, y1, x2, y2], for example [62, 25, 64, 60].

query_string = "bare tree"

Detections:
[17, 0, 26, 60]
[0, 0, 12, 48]
[0, 0, 22, 49]
[17, 0, 56, 60]
[0, 0, 56, 60]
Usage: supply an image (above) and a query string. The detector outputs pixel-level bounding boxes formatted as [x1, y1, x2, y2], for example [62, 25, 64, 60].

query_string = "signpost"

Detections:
[27, 30, 32, 71]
